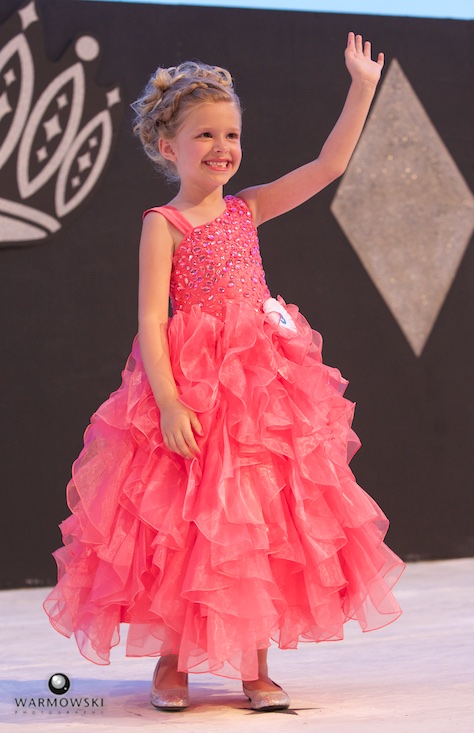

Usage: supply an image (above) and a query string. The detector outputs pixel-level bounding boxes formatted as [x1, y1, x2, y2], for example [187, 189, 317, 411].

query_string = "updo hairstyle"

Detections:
[132, 61, 241, 181]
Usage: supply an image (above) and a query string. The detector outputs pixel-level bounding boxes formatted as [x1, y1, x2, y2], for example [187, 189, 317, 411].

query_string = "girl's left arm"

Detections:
[238, 33, 384, 227]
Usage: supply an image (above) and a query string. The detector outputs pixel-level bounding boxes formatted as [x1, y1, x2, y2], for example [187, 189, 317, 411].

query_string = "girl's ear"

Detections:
[159, 138, 177, 162]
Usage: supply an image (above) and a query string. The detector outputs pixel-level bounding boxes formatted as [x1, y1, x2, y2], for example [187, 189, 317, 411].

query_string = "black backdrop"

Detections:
[1, 0, 473, 587]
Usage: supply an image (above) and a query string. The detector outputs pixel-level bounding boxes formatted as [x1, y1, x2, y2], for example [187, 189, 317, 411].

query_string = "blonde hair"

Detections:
[132, 61, 241, 181]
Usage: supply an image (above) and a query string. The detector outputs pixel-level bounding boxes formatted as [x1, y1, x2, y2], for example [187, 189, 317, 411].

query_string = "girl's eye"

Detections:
[228, 133, 240, 140]
[200, 132, 212, 138]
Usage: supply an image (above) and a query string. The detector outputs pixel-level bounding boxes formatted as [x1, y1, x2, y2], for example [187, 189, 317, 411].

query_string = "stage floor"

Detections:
[0, 558, 472, 732]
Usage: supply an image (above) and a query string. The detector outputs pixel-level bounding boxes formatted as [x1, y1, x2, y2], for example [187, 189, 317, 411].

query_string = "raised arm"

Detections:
[238, 33, 384, 226]
[138, 213, 202, 459]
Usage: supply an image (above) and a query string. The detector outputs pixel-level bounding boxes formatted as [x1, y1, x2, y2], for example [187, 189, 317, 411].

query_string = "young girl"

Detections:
[44, 33, 405, 712]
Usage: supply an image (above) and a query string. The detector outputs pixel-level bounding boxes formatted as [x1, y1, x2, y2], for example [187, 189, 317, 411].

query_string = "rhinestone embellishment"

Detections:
[170, 197, 270, 319]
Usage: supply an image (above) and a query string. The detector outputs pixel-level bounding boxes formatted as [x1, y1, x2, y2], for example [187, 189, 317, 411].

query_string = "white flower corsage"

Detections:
[263, 297, 297, 333]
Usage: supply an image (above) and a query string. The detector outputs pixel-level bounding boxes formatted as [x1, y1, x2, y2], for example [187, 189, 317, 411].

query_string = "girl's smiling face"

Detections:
[159, 101, 242, 189]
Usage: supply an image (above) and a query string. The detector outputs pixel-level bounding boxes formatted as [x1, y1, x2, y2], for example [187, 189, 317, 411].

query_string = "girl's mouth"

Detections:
[204, 160, 230, 170]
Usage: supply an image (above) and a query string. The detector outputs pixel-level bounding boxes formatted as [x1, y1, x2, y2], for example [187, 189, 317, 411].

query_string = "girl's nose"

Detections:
[213, 139, 228, 152]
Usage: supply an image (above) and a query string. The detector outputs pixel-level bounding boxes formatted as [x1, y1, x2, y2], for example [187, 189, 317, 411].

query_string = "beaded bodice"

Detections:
[146, 196, 271, 320]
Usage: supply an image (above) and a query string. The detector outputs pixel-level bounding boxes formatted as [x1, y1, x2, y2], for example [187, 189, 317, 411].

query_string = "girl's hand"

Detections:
[345, 32, 384, 88]
[160, 399, 203, 460]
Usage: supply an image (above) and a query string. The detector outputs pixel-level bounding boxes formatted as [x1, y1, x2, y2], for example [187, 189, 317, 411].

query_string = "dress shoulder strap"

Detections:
[142, 206, 194, 236]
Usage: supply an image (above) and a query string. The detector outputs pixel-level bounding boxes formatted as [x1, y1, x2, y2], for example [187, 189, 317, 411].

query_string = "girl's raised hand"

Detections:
[345, 32, 384, 88]
[160, 399, 203, 460]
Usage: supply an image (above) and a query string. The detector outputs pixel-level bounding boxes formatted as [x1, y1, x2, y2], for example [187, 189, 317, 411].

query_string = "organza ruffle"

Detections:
[44, 298, 405, 679]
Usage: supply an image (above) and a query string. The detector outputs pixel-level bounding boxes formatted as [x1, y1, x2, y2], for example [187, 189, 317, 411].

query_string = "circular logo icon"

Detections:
[48, 673, 70, 695]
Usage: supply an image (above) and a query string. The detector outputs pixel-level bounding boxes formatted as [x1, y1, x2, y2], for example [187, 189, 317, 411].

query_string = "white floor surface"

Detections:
[0, 558, 473, 732]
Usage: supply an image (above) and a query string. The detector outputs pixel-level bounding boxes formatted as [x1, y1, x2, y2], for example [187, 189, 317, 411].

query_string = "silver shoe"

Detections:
[150, 662, 189, 711]
[150, 684, 189, 710]
[242, 680, 290, 711]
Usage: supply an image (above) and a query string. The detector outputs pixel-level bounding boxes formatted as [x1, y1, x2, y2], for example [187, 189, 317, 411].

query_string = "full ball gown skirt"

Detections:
[44, 196, 405, 679]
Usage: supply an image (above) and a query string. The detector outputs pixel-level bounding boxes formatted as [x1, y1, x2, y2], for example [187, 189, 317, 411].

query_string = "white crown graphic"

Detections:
[0, 1, 122, 245]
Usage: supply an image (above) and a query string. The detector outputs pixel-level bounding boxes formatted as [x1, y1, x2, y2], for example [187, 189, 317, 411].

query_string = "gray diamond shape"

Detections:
[331, 59, 474, 356]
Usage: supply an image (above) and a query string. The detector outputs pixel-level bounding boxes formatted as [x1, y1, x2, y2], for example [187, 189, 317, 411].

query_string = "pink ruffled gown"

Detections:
[44, 195, 405, 679]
